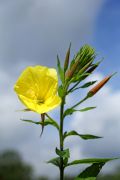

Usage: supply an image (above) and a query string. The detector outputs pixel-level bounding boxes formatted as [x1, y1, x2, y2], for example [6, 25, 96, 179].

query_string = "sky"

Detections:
[0, 0, 120, 179]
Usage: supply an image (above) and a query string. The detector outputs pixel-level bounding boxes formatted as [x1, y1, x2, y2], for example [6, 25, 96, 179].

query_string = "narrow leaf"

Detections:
[64, 107, 96, 117]
[64, 130, 102, 140]
[67, 158, 117, 167]
[21, 118, 59, 130]
[79, 107, 96, 112]
[21, 119, 40, 125]
[57, 55, 64, 83]
[74, 163, 105, 180]
[47, 157, 60, 167]
[80, 81, 97, 88]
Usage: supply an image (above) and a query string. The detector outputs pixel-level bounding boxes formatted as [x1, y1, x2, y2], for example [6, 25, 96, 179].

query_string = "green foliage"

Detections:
[0, 150, 33, 180]
[80, 81, 97, 88]
[64, 130, 102, 140]
[47, 157, 60, 167]
[58, 85, 64, 97]
[74, 163, 105, 180]
[21, 118, 59, 130]
[64, 107, 96, 117]
[67, 158, 117, 167]
[56, 148, 70, 159]
[57, 55, 64, 83]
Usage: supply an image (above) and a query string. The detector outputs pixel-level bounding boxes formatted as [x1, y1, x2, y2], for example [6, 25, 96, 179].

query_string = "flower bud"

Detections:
[65, 60, 79, 79]
[64, 43, 71, 72]
[87, 74, 113, 97]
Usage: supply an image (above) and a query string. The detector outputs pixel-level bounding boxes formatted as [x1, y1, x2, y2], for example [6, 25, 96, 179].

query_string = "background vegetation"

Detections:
[0, 149, 119, 180]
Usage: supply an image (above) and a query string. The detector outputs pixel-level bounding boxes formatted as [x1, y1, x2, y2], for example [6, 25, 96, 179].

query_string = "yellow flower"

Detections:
[14, 66, 61, 114]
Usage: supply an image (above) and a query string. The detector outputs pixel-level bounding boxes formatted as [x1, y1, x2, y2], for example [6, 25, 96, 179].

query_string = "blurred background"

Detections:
[0, 0, 120, 179]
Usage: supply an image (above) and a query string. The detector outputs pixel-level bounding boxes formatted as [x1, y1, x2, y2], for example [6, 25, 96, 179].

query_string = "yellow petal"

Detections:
[14, 65, 61, 114]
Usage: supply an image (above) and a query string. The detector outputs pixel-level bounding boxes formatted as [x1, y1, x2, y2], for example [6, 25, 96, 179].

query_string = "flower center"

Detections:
[37, 99, 44, 104]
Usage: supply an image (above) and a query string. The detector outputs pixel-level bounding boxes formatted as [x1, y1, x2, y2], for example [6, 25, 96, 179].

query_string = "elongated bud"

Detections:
[87, 73, 115, 97]
[65, 60, 80, 79]
[40, 113, 45, 137]
[64, 43, 71, 72]
[80, 60, 102, 81]
[78, 60, 93, 75]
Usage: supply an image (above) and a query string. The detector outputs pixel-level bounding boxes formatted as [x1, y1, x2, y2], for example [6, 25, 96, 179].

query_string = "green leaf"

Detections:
[56, 148, 70, 159]
[80, 81, 97, 88]
[16, 108, 31, 112]
[79, 107, 96, 112]
[64, 130, 102, 140]
[64, 107, 96, 117]
[21, 119, 40, 125]
[74, 163, 105, 180]
[71, 73, 91, 83]
[47, 157, 60, 167]
[67, 158, 117, 167]
[21, 118, 59, 130]
[57, 55, 64, 83]
[58, 85, 64, 97]
[55, 148, 70, 167]
[64, 108, 75, 116]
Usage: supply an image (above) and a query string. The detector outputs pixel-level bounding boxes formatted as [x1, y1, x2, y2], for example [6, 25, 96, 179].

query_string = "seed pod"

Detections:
[64, 43, 71, 72]
[87, 74, 113, 97]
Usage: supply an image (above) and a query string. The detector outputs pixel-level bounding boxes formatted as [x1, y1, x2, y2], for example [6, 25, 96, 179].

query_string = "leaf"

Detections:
[74, 163, 105, 180]
[79, 107, 96, 112]
[64, 108, 75, 116]
[47, 157, 60, 167]
[58, 85, 64, 97]
[80, 81, 97, 88]
[57, 55, 64, 83]
[72, 73, 91, 83]
[64, 107, 96, 117]
[21, 119, 40, 125]
[67, 158, 117, 167]
[16, 108, 31, 112]
[56, 148, 70, 159]
[55, 148, 70, 167]
[64, 130, 102, 140]
[21, 118, 59, 130]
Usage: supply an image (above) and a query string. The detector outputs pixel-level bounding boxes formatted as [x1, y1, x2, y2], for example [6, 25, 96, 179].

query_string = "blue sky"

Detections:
[93, 0, 120, 89]
[0, 0, 120, 179]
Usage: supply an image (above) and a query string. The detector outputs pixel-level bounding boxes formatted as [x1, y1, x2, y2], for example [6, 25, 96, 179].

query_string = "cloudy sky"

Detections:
[0, 0, 120, 179]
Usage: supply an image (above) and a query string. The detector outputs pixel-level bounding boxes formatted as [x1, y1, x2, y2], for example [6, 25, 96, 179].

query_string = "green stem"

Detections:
[59, 95, 65, 180]
[71, 96, 88, 109]
[68, 81, 80, 94]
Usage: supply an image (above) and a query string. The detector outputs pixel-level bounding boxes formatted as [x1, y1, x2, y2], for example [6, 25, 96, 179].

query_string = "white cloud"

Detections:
[65, 72, 120, 174]
[0, 0, 110, 178]
[0, 0, 104, 71]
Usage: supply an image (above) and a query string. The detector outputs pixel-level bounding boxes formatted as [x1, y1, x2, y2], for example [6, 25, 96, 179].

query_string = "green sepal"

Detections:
[64, 130, 102, 140]
[67, 158, 118, 167]
[21, 118, 59, 130]
[64, 107, 96, 117]
[47, 157, 60, 167]
[74, 163, 105, 180]
[57, 55, 64, 84]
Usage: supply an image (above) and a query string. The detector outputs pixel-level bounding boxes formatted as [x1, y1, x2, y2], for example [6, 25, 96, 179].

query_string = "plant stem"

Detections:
[59, 95, 65, 180]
